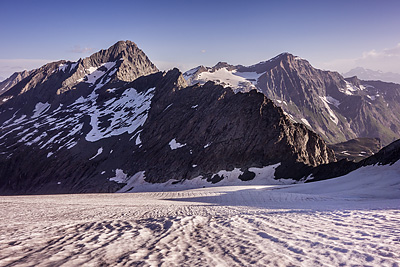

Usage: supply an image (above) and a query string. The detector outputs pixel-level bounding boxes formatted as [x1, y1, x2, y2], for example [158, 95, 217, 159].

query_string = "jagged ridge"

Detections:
[184, 53, 400, 146]
[0, 42, 336, 193]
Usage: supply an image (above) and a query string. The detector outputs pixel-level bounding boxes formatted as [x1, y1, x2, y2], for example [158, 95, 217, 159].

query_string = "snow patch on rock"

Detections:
[109, 169, 129, 184]
[301, 118, 312, 128]
[85, 87, 155, 142]
[169, 138, 186, 150]
[77, 62, 116, 84]
[32, 102, 51, 118]
[89, 147, 103, 160]
[319, 96, 339, 125]
[193, 67, 264, 91]
[119, 163, 285, 193]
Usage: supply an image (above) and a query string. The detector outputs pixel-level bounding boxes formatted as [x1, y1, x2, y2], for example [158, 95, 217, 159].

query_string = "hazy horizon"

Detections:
[1, 0, 399, 79]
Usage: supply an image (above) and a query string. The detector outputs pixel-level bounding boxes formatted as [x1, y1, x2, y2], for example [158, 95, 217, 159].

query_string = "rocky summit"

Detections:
[184, 53, 400, 146]
[0, 41, 337, 194]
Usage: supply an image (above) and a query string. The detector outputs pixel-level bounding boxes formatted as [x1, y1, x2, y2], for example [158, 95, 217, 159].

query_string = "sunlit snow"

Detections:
[301, 118, 312, 128]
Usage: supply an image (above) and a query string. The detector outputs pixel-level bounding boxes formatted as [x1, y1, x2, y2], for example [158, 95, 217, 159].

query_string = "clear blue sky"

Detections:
[1, 0, 399, 79]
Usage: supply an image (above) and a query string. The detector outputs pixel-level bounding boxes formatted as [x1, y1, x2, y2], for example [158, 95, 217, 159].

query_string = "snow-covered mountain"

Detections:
[0, 41, 336, 194]
[344, 67, 400, 84]
[184, 54, 400, 146]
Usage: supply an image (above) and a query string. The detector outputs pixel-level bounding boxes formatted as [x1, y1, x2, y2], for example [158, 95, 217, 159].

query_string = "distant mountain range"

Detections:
[344, 67, 400, 84]
[183, 55, 400, 145]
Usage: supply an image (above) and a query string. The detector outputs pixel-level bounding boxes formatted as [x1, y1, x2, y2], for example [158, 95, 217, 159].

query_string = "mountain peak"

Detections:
[212, 61, 236, 71]
[114, 40, 138, 47]
[272, 52, 295, 61]
[82, 40, 158, 82]
[106, 40, 139, 57]
[88, 40, 141, 63]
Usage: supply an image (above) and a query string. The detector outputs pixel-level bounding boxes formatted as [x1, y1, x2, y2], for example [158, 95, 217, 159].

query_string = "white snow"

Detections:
[300, 118, 312, 128]
[46, 152, 53, 158]
[191, 105, 198, 109]
[274, 99, 288, 106]
[196, 68, 264, 90]
[32, 102, 51, 118]
[163, 103, 173, 112]
[283, 111, 296, 123]
[319, 96, 339, 125]
[89, 147, 103, 160]
[58, 64, 68, 72]
[340, 81, 364, 96]
[325, 95, 341, 108]
[367, 95, 379, 101]
[0, 98, 85, 150]
[76, 62, 116, 84]
[204, 142, 212, 148]
[2, 96, 13, 102]
[233, 70, 265, 85]
[182, 66, 201, 80]
[26, 132, 48, 146]
[70, 62, 78, 71]
[281, 161, 400, 199]
[169, 138, 186, 150]
[106, 88, 117, 93]
[135, 133, 142, 145]
[85, 87, 155, 142]
[118, 163, 283, 193]
[1, 162, 399, 266]
[108, 169, 129, 183]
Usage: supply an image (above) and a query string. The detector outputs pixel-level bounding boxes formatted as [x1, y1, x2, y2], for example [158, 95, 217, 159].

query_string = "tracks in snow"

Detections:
[0, 186, 399, 266]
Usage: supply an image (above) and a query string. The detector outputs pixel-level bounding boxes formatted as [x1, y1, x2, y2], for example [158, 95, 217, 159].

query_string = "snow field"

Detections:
[1, 144, 400, 266]
[195, 68, 264, 91]
[0, 168, 399, 267]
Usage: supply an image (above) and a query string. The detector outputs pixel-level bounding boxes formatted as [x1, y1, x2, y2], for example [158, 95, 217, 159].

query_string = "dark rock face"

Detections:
[135, 74, 335, 183]
[307, 139, 400, 182]
[184, 53, 400, 145]
[362, 139, 400, 166]
[81, 40, 158, 83]
[329, 137, 382, 162]
[0, 41, 336, 194]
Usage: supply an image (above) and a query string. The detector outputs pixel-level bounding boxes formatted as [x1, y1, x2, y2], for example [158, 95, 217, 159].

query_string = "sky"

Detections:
[0, 0, 399, 80]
